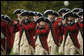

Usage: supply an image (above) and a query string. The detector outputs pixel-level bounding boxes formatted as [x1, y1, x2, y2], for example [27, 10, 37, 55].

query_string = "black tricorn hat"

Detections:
[1, 14, 5, 20]
[21, 11, 35, 16]
[44, 10, 54, 16]
[29, 11, 36, 16]
[58, 8, 71, 15]
[53, 11, 59, 17]
[4, 15, 11, 22]
[36, 17, 50, 23]
[63, 11, 79, 20]
[21, 11, 30, 16]
[77, 11, 83, 16]
[72, 8, 83, 13]
[34, 12, 43, 17]
[73, 12, 80, 18]
[44, 10, 59, 17]
[13, 9, 25, 15]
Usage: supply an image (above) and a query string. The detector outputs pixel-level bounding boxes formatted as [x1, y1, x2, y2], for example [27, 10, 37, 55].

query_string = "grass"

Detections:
[9, 48, 14, 55]
[9, 48, 62, 55]
[56, 52, 61, 55]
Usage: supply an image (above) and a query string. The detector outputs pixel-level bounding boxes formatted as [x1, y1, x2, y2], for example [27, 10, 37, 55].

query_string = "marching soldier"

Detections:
[1, 15, 12, 55]
[13, 11, 36, 55]
[44, 10, 59, 55]
[1, 15, 6, 55]
[35, 17, 50, 55]
[33, 12, 45, 55]
[12, 9, 25, 55]
[57, 8, 71, 54]
[77, 11, 83, 55]
[62, 12, 81, 55]
[53, 18, 63, 45]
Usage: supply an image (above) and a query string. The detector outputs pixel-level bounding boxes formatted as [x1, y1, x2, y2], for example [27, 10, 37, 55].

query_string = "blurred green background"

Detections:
[1, 1, 83, 21]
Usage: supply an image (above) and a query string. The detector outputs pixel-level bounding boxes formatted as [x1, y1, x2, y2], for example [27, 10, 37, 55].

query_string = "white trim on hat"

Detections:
[13, 9, 21, 14]
[44, 10, 54, 15]
[54, 11, 59, 16]
[72, 8, 83, 12]
[13, 9, 25, 14]
[58, 8, 71, 13]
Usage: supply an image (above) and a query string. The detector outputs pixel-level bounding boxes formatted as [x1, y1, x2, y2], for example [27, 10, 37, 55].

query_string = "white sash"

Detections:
[13, 31, 20, 55]
[77, 31, 83, 45]
[35, 35, 42, 46]
[47, 30, 54, 47]
[20, 31, 34, 55]
[65, 33, 73, 46]
[1, 32, 5, 39]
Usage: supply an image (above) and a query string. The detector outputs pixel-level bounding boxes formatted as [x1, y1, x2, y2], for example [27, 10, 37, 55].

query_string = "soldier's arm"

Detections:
[12, 21, 21, 33]
[79, 23, 83, 29]
[22, 22, 36, 31]
[36, 28, 49, 35]
[66, 23, 78, 31]
[36, 24, 49, 35]
[53, 22, 59, 46]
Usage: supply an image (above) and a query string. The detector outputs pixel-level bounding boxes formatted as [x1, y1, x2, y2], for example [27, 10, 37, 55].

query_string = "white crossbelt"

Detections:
[1, 32, 6, 39]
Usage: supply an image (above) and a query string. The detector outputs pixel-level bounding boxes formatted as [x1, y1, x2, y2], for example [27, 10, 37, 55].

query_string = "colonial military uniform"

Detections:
[1, 15, 12, 55]
[1, 15, 7, 55]
[77, 11, 83, 55]
[13, 11, 36, 55]
[52, 18, 64, 55]
[57, 8, 71, 54]
[12, 9, 25, 55]
[62, 12, 81, 55]
[35, 17, 50, 55]
[44, 10, 59, 55]
[53, 18, 64, 48]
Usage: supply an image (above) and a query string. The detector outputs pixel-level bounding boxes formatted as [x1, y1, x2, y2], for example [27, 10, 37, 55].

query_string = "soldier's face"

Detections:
[40, 21, 46, 26]
[55, 17, 58, 20]
[24, 16, 31, 20]
[81, 15, 83, 20]
[62, 19, 67, 25]
[62, 13, 66, 17]
[68, 16, 73, 21]
[33, 16, 39, 21]
[48, 14, 55, 20]
[16, 14, 21, 18]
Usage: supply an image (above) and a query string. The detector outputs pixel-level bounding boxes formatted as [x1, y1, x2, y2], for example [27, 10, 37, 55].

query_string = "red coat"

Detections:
[12, 20, 21, 34]
[35, 24, 49, 51]
[66, 23, 80, 49]
[79, 22, 83, 29]
[1, 20, 7, 49]
[8, 20, 20, 49]
[53, 21, 63, 47]
[1, 20, 12, 51]
[10, 26, 15, 49]
[13, 21, 36, 48]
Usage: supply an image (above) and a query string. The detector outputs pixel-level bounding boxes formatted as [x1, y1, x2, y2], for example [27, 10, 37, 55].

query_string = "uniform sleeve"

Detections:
[1, 21, 6, 31]
[12, 23, 21, 33]
[53, 22, 59, 47]
[22, 22, 36, 31]
[5, 23, 12, 37]
[66, 23, 78, 32]
[79, 23, 83, 29]
[36, 24, 49, 35]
